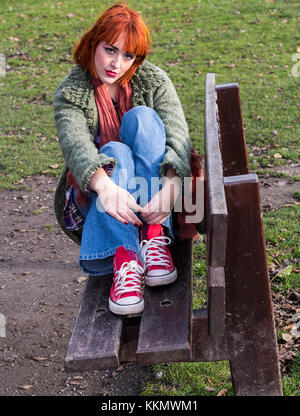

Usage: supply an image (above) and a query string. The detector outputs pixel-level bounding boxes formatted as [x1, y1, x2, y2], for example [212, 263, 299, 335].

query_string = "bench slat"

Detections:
[207, 266, 225, 336]
[216, 83, 249, 176]
[136, 239, 193, 365]
[205, 73, 228, 268]
[65, 274, 123, 371]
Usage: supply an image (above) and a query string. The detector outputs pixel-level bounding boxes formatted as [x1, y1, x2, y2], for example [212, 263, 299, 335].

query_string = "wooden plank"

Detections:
[216, 83, 249, 176]
[119, 317, 140, 364]
[191, 309, 228, 362]
[65, 274, 124, 371]
[136, 239, 193, 365]
[207, 266, 225, 336]
[205, 73, 228, 267]
[223, 174, 282, 396]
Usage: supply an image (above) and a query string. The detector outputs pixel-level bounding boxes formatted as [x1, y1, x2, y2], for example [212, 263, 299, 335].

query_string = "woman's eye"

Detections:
[125, 52, 134, 60]
[105, 47, 115, 54]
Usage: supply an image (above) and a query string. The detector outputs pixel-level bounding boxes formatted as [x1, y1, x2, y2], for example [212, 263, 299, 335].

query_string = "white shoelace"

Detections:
[113, 260, 144, 296]
[140, 236, 172, 269]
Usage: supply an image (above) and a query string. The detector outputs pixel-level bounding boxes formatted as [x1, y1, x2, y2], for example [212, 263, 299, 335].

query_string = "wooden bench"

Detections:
[64, 73, 282, 396]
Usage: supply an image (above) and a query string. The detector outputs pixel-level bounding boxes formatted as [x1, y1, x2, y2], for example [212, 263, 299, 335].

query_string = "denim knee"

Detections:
[120, 106, 166, 151]
[99, 141, 133, 160]
[122, 105, 162, 124]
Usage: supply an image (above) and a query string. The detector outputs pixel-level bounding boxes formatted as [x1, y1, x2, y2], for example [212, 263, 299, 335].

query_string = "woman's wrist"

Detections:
[89, 167, 111, 193]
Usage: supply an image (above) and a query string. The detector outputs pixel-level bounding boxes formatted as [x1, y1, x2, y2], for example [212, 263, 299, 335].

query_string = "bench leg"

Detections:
[224, 177, 282, 396]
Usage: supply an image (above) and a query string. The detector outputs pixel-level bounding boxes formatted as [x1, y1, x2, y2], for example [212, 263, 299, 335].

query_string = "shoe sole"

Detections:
[145, 268, 177, 287]
[109, 298, 144, 315]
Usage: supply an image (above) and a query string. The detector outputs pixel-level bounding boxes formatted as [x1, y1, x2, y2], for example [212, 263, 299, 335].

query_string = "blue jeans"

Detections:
[78, 106, 173, 276]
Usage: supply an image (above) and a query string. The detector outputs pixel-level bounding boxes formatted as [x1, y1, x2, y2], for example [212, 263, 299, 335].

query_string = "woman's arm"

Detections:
[53, 86, 117, 192]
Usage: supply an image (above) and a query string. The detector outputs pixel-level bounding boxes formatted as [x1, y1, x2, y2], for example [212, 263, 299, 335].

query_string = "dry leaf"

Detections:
[19, 385, 34, 390]
[217, 388, 228, 396]
[282, 333, 293, 342]
[32, 356, 47, 362]
[274, 153, 282, 159]
[49, 164, 59, 169]
[76, 276, 87, 283]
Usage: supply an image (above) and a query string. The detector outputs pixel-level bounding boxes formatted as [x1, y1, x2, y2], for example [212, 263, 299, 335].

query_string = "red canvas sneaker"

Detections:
[140, 224, 177, 287]
[109, 246, 144, 315]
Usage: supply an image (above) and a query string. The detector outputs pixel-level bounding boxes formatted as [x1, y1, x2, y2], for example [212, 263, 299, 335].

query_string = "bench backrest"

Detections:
[204, 73, 250, 336]
[204, 73, 227, 336]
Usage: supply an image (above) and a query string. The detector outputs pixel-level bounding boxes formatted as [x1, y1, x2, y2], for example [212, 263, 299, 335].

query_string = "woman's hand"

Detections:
[89, 168, 143, 227]
[140, 169, 181, 224]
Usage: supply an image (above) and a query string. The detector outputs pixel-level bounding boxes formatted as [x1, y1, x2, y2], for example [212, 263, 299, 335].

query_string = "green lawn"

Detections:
[0, 0, 299, 396]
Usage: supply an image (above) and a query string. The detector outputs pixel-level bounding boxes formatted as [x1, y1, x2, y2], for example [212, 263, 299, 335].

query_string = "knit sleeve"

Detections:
[153, 71, 191, 180]
[53, 86, 117, 192]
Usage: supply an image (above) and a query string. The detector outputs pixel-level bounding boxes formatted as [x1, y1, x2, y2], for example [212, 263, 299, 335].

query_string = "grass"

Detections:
[0, 0, 299, 396]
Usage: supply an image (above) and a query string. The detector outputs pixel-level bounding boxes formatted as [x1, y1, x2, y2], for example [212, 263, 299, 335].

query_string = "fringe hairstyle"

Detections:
[73, 2, 151, 86]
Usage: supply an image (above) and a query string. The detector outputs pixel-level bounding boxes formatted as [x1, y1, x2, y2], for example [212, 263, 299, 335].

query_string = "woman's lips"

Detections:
[105, 70, 118, 78]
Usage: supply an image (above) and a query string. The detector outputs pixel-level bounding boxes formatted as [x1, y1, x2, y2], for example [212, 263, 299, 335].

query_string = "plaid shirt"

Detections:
[64, 134, 114, 231]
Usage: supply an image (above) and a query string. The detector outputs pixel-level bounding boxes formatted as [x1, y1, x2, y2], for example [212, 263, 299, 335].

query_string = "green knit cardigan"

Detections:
[53, 60, 191, 245]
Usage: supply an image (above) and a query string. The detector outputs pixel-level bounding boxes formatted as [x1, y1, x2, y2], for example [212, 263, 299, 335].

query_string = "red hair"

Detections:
[73, 2, 151, 86]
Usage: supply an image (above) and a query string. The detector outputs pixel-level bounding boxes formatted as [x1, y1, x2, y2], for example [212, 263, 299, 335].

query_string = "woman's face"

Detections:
[94, 33, 136, 90]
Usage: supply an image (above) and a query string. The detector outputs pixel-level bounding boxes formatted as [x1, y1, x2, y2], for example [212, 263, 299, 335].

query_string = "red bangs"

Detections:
[73, 3, 151, 86]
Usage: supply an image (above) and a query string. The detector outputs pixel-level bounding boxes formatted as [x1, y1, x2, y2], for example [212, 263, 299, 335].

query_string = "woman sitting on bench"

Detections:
[53, 2, 191, 316]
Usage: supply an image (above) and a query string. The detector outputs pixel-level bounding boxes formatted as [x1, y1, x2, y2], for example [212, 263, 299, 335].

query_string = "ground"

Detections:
[0, 167, 299, 396]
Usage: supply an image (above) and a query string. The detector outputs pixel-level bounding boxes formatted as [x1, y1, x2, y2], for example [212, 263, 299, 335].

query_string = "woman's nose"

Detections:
[112, 54, 121, 69]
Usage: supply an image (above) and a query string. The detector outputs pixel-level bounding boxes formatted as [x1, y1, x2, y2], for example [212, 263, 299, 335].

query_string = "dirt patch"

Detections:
[0, 175, 151, 396]
[258, 174, 299, 211]
[0, 173, 299, 396]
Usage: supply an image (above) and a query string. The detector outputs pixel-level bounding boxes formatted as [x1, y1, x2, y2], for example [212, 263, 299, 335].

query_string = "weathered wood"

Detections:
[192, 309, 228, 362]
[65, 274, 124, 371]
[216, 83, 249, 177]
[136, 239, 193, 365]
[204, 73, 227, 337]
[207, 266, 225, 336]
[205, 73, 228, 267]
[224, 174, 282, 396]
[119, 317, 140, 364]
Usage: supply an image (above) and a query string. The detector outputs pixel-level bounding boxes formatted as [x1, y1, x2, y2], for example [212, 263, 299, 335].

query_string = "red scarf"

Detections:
[66, 77, 133, 206]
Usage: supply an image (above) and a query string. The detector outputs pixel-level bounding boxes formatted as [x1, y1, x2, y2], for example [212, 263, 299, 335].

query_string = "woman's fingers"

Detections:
[98, 183, 143, 226]
[123, 208, 143, 226]
[107, 210, 128, 225]
[127, 195, 142, 213]
[115, 209, 143, 226]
